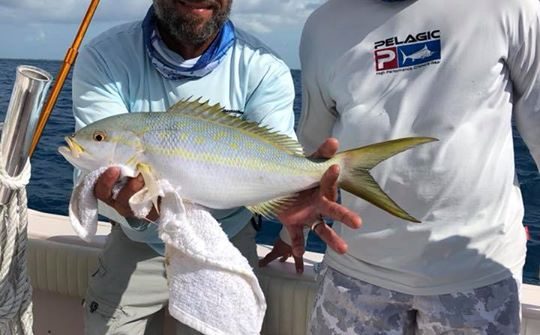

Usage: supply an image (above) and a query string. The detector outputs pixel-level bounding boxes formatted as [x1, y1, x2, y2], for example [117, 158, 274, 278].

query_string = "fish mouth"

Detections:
[58, 136, 98, 172]
[62, 136, 85, 158]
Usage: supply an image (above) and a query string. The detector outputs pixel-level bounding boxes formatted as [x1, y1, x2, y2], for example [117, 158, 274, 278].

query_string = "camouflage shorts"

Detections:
[308, 266, 521, 335]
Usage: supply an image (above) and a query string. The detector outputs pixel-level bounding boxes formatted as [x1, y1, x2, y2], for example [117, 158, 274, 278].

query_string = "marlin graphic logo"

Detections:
[400, 45, 435, 64]
[374, 30, 441, 73]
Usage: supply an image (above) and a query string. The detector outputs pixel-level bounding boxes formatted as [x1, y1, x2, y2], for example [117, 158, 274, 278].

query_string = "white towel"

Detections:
[69, 166, 267, 335]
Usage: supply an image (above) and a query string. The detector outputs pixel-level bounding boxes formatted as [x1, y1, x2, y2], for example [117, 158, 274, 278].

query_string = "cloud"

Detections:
[0, 0, 151, 24]
[0, 0, 324, 28]
[37, 30, 46, 41]
[232, 0, 323, 33]
[0, 0, 325, 67]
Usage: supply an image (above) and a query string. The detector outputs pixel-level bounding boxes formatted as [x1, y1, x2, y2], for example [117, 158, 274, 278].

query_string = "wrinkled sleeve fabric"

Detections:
[72, 45, 155, 240]
[508, 1, 540, 170]
[244, 58, 297, 140]
[72, 45, 129, 131]
[296, 14, 337, 155]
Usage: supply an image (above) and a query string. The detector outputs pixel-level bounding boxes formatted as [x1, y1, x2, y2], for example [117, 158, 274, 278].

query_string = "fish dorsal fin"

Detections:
[168, 98, 305, 156]
[247, 194, 298, 219]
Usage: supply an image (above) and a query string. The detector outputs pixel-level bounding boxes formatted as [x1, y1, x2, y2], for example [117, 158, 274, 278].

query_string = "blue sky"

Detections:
[0, 0, 324, 69]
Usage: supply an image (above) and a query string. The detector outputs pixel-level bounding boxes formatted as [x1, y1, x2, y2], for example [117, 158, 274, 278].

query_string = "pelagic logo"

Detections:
[374, 30, 441, 73]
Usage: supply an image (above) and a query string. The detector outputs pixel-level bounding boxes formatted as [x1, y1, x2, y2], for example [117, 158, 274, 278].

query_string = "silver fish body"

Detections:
[138, 112, 326, 209]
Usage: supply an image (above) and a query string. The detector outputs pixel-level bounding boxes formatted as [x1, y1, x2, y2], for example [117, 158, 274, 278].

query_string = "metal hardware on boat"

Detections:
[0, 65, 53, 205]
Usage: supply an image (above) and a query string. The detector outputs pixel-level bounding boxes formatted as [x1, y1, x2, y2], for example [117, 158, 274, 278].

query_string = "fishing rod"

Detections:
[28, 0, 101, 157]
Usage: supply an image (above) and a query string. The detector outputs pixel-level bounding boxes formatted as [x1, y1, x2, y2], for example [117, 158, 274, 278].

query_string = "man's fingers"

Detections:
[259, 251, 304, 274]
[310, 138, 339, 159]
[94, 167, 121, 203]
[258, 251, 280, 267]
[320, 199, 362, 229]
[293, 255, 304, 274]
[129, 174, 145, 193]
[320, 164, 340, 200]
[318, 164, 362, 229]
[116, 174, 145, 204]
[286, 225, 306, 258]
[313, 223, 348, 254]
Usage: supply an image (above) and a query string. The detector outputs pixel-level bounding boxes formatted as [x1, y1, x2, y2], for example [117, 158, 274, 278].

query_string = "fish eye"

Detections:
[93, 131, 107, 142]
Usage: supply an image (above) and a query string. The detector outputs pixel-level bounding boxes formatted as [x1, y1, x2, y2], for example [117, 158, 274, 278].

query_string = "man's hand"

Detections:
[260, 138, 362, 272]
[258, 238, 305, 273]
[94, 167, 159, 221]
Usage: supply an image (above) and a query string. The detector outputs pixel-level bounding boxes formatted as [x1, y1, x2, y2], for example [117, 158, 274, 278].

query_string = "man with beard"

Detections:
[72, 0, 360, 334]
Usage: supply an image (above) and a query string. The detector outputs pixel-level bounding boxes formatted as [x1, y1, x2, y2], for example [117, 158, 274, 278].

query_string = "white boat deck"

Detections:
[26, 209, 540, 334]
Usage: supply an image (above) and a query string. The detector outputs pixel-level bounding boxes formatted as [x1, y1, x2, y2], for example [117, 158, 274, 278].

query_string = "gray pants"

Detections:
[84, 223, 258, 335]
[309, 266, 521, 335]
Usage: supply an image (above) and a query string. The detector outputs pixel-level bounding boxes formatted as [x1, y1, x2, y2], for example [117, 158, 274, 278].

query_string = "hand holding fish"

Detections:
[94, 167, 160, 222]
[260, 138, 361, 273]
[278, 138, 361, 249]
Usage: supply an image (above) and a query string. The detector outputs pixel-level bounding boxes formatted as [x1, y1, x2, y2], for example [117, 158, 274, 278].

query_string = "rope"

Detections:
[0, 163, 31, 191]
[0, 160, 34, 335]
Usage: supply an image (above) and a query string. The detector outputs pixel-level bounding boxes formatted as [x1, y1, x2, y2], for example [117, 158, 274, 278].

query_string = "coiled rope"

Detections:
[0, 160, 33, 335]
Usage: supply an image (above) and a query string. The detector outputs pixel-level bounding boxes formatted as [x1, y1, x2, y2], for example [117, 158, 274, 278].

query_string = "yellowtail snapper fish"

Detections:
[59, 99, 437, 222]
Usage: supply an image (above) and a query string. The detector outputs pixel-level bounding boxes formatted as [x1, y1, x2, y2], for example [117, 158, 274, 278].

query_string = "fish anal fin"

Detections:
[247, 195, 298, 219]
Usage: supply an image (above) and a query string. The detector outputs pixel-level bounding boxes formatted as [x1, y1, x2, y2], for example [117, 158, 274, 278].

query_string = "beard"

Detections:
[154, 0, 232, 46]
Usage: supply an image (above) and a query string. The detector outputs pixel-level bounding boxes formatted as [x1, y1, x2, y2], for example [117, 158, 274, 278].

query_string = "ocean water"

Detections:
[0, 58, 538, 285]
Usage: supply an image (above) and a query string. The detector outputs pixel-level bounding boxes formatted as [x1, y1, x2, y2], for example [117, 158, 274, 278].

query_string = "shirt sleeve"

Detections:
[508, 1, 540, 170]
[72, 45, 129, 130]
[296, 15, 338, 155]
[243, 59, 297, 140]
[72, 45, 156, 235]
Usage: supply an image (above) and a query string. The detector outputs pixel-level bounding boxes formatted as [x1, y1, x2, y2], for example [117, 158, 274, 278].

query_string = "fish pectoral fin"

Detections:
[247, 194, 297, 219]
[131, 163, 162, 215]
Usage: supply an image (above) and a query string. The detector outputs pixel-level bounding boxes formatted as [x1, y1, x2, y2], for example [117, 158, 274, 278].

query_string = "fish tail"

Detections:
[334, 137, 437, 223]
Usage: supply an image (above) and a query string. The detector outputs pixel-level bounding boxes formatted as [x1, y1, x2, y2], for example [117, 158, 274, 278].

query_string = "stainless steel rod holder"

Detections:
[0, 65, 53, 205]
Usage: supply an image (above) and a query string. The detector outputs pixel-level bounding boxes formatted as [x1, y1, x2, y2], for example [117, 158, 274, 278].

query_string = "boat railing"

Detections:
[24, 209, 540, 335]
